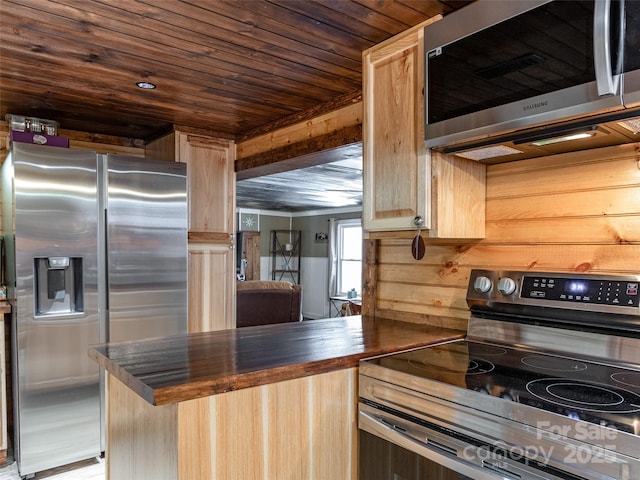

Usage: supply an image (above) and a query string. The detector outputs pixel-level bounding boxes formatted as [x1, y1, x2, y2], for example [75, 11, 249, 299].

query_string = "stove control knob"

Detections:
[498, 277, 517, 296]
[474, 276, 493, 293]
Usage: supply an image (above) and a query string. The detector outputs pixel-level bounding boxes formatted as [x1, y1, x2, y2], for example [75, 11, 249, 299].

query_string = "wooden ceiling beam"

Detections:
[237, 90, 362, 143]
[235, 125, 362, 180]
[235, 90, 363, 178]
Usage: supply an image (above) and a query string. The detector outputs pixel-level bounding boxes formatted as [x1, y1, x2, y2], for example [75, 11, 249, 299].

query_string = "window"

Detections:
[336, 219, 362, 295]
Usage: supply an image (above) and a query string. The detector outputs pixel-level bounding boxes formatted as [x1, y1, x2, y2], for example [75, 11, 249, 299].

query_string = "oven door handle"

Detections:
[359, 409, 515, 480]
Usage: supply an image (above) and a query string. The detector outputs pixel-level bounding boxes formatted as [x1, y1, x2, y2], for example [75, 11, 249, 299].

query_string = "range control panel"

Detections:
[467, 269, 640, 315]
[521, 276, 640, 307]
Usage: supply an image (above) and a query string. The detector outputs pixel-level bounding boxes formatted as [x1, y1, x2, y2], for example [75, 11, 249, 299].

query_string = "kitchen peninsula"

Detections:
[89, 316, 462, 480]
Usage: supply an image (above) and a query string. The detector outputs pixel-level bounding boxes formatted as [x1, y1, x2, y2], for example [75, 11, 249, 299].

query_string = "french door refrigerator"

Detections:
[1, 142, 188, 477]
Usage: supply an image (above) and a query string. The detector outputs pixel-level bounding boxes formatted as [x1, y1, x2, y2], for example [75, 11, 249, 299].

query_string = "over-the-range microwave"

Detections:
[424, 0, 640, 158]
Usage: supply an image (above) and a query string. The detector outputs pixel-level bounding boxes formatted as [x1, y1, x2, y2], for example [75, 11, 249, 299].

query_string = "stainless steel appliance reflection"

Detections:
[424, 0, 640, 160]
[359, 270, 640, 480]
[1, 143, 188, 477]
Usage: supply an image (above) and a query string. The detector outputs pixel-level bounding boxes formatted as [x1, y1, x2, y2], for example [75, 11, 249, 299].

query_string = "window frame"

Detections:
[336, 218, 362, 296]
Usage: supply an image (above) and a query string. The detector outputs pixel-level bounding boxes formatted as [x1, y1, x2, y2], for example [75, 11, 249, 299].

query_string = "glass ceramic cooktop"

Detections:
[369, 340, 640, 434]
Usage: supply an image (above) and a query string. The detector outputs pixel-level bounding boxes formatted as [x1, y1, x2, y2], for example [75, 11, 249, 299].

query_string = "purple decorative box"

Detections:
[10, 130, 69, 148]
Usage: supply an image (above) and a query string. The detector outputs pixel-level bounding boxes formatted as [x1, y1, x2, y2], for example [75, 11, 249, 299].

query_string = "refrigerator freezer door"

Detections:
[10, 143, 101, 476]
[104, 155, 188, 342]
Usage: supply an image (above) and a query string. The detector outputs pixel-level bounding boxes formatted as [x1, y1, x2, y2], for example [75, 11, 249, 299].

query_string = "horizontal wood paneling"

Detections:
[380, 241, 640, 273]
[487, 186, 640, 220]
[376, 143, 640, 327]
[378, 283, 469, 311]
[485, 216, 640, 244]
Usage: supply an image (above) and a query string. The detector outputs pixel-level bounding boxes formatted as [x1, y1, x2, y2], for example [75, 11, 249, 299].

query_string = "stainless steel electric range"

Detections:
[359, 270, 640, 480]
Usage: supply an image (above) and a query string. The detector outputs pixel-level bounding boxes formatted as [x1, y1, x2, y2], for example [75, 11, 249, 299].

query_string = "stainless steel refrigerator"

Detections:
[1, 142, 188, 477]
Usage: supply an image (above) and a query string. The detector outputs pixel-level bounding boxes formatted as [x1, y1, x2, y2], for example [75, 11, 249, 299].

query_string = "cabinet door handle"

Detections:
[412, 216, 425, 260]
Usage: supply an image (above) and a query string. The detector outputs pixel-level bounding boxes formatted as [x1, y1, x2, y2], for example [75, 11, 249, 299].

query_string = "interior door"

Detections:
[241, 232, 260, 281]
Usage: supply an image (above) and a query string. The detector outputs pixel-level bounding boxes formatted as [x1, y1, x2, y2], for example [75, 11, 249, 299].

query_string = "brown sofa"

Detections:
[236, 280, 303, 328]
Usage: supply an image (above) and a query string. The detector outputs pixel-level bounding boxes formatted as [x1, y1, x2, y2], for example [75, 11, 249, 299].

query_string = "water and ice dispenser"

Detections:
[34, 256, 84, 316]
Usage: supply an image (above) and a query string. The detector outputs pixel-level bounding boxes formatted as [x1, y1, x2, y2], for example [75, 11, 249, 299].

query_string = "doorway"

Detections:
[240, 232, 260, 281]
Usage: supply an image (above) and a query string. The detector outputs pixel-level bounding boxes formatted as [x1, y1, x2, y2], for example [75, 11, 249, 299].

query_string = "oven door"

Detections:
[359, 403, 551, 480]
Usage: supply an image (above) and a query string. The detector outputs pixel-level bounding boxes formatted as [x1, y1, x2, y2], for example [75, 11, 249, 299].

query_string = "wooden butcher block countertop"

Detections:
[89, 316, 463, 406]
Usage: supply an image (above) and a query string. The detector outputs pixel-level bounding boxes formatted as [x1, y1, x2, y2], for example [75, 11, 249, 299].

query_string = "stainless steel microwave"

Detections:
[424, 0, 640, 150]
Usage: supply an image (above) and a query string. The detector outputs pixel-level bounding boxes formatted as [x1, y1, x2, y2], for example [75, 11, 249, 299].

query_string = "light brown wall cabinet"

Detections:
[362, 18, 485, 238]
[146, 131, 236, 332]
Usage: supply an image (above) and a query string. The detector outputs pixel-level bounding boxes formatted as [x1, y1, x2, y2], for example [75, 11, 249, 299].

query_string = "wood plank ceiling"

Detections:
[0, 0, 472, 210]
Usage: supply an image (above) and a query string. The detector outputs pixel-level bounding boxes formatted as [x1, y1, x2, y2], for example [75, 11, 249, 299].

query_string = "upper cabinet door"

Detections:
[177, 132, 235, 235]
[362, 18, 485, 238]
[362, 22, 430, 232]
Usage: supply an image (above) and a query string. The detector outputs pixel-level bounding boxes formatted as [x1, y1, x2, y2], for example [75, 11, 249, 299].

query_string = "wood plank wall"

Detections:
[374, 143, 640, 331]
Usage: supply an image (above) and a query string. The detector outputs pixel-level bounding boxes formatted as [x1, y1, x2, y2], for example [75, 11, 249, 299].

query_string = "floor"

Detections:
[0, 457, 104, 480]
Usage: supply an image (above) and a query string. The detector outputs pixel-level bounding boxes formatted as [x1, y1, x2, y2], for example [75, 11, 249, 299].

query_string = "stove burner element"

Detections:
[526, 378, 640, 413]
[467, 359, 495, 375]
[521, 355, 588, 372]
[469, 344, 507, 356]
[611, 371, 640, 388]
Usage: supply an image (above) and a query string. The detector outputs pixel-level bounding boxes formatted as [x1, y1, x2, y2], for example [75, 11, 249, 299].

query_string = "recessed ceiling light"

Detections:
[136, 81, 156, 89]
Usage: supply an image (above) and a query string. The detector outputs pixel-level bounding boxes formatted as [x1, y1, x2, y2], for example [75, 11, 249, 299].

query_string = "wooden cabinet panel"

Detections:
[188, 244, 235, 332]
[429, 151, 485, 239]
[107, 368, 358, 480]
[363, 24, 428, 231]
[106, 376, 178, 480]
[362, 18, 485, 238]
[177, 133, 235, 235]
[180, 368, 358, 480]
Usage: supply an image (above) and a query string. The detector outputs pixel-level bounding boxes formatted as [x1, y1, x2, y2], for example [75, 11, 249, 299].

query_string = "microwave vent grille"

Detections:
[618, 117, 640, 135]
[455, 145, 524, 161]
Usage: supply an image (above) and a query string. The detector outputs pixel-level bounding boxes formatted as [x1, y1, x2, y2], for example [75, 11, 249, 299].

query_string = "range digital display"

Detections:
[565, 281, 588, 294]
